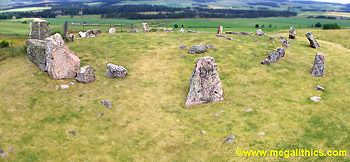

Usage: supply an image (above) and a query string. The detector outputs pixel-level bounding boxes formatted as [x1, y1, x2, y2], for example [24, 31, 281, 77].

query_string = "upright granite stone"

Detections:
[106, 63, 128, 78]
[289, 27, 296, 39]
[26, 39, 48, 71]
[306, 32, 320, 48]
[311, 53, 325, 77]
[29, 18, 50, 40]
[75, 65, 96, 83]
[256, 29, 264, 36]
[142, 23, 150, 32]
[46, 33, 80, 80]
[217, 25, 223, 36]
[185, 56, 224, 107]
[261, 48, 285, 65]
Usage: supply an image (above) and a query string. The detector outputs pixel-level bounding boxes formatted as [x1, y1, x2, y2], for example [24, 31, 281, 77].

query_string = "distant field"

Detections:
[2, 15, 350, 35]
[325, 12, 350, 18]
[0, 7, 51, 13]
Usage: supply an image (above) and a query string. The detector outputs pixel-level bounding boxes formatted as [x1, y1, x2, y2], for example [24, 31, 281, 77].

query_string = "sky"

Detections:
[315, 0, 350, 4]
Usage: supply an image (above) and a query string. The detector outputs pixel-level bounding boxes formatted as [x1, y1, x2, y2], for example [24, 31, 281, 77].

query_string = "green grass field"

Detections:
[0, 25, 350, 161]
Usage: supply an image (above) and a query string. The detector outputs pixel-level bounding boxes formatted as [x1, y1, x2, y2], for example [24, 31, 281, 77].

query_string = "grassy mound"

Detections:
[0, 30, 349, 161]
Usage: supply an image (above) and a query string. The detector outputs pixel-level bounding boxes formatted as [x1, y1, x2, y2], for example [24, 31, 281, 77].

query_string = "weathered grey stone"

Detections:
[188, 45, 209, 54]
[142, 23, 150, 32]
[256, 29, 264, 36]
[315, 85, 325, 91]
[106, 63, 128, 78]
[92, 29, 101, 36]
[0, 147, 7, 158]
[311, 53, 325, 77]
[224, 135, 235, 144]
[67, 33, 74, 42]
[261, 48, 285, 65]
[217, 25, 223, 36]
[282, 38, 289, 48]
[185, 56, 224, 107]
[101, 99, 112, 108]
[46, 33, 80, 80]
[289, 27, 296, 39]
[310, 96, 321, 102]
[75, 65, 96, 83]
[306, 32, 320, 48]
[26, 39, 48, 71]
[29, 18, 50, 40]
[179, 45, 187, 49]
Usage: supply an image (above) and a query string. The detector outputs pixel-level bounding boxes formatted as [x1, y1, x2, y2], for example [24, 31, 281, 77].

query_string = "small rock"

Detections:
[224, 135, 235, 144]
[179, 45, 187, 49]
[0, 148, 7, 158]
[109, 27, 116, 34]
[244, 108, 253, 113]
[200, 130, 207, 135]
[257, 131, 266, 136]
[106, 63, 128, 79]
[315, 85, 325, 91]
[68, 81, 75, 86]
[256, 29, 264, 36]
[310, 96, 321, 102]
[188, 45, 208, 54]
[101, 99, 112, 108]
[67, 129, 77, 137]
[75, 65, 96, 83]
[281, 38, 289, 48]
[59, 85, 70, 89]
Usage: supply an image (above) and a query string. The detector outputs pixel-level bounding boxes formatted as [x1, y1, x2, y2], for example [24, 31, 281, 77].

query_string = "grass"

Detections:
[0, 28, 349, 161]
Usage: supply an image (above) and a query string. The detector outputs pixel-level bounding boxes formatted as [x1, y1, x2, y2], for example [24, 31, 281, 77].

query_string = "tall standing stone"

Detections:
[29, 18, 51, 40]
[46, 33, 80, 80]
[311, 53, 325, 77]
[289, 27, 296, 39]
[217, 25, 223, 36]
[26, 39, 48, 71]
[142, 23, 150, 32]
[185, 56, 224, 107]
[306, 32, 320, 48]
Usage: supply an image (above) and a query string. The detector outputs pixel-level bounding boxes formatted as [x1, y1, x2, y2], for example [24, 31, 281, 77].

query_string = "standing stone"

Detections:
[289, 27, 296, 39]
[261, 48, 285, 65]
[92, 29, 101, 36]
[26, 39, 48, 71]
[306, 32, 320, 48]
[29, 18, 50, 40]
[46, 33, 80, 80]
[67, 33, 74, 42]
[188, 45, 209, 54]
[217, 25, 223, 36]
[142, 23, 150, 32]
[311, 53, 325, 77]
[75, 65, 96, 83]
[106, 63, 128, 78]
[109, 28, 116, 34]
[185, 56, 224, 107]
[78, 31, 87, 38]
[256, 29, 264, 36]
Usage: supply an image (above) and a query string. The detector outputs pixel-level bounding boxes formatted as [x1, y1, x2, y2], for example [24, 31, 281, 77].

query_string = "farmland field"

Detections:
[0, 7, 51, 13]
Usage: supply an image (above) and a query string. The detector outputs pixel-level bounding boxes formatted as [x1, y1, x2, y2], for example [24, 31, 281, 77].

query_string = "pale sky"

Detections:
[316, 0, 350, 4]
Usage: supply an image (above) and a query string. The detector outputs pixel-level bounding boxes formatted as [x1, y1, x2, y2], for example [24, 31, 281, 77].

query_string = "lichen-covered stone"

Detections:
[261, 48, 285, 65]
[306, 32, 320, 48]
[185, 56, 224, 107]
[289, 27, 296, 39]
[75, 65, 96, 83]
[311, 53, 325, 77]
[29, 18, 50, 40]
[26, 39, 48, 71]
[188, 45, 209, 54]
[106, 63, 128, 78]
